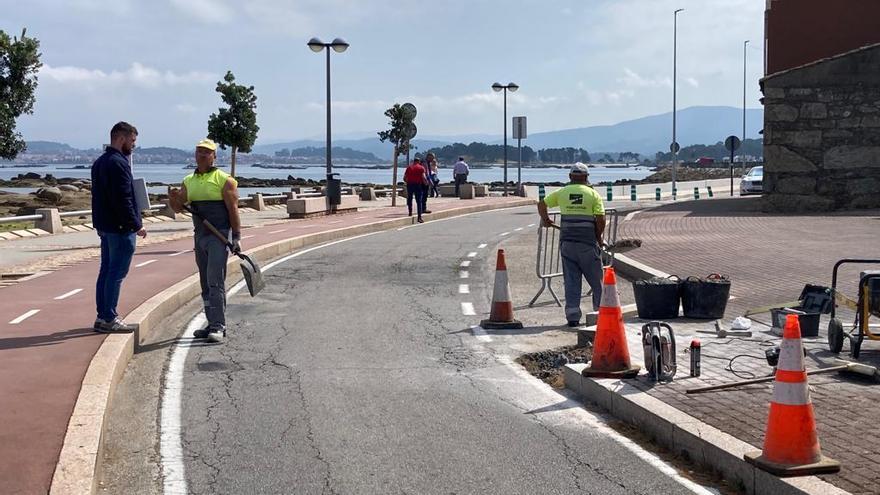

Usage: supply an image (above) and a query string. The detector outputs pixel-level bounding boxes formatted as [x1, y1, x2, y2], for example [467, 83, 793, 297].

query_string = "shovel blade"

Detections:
[238, 254, 265, 297]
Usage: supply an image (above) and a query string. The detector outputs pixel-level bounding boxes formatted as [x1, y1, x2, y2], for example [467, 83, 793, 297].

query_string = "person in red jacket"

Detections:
[403, 157, 429, 223]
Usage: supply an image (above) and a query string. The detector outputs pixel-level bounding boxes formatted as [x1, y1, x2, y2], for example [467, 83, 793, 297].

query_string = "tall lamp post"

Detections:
[672, 8, 683, 200]
[492, 82, 519, 197]
[307, 37, 349, 184]
[742, 39, 750, 175]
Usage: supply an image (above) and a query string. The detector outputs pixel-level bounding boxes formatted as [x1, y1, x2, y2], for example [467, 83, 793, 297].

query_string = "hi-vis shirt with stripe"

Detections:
[543, 183, 605, 244]
[183, 168, 236, 202]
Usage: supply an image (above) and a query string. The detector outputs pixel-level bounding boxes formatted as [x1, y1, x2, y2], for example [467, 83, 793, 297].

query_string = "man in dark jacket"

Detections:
[91, 121, 147, 333]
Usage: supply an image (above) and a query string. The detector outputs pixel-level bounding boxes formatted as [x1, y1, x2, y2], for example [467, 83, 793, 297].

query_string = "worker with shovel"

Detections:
[169, 139, 242, 343]
[537, 163, 606, 327]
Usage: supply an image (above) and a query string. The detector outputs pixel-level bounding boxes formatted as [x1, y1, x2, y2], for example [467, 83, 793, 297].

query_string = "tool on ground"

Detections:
[181, 203, 265, 297]
[690, 339, 701, 377]
[697, 320, 752, 338]
[686, 359, 878, 395]
[480, 249, 523, 329]
[827, 259, 880, 358]
[744, 315, 841, 476]
[582, 267, 640, 379]
[641, 321, 676, 381]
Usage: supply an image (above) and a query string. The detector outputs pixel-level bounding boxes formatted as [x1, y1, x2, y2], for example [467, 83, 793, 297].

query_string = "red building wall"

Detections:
[765, 0, 880, 75]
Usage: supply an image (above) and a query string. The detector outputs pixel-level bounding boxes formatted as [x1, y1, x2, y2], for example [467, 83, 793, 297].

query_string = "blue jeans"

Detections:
[560, 241, 604, 323]
[95, 231, 137, 321]
[406, 184, 425, 217]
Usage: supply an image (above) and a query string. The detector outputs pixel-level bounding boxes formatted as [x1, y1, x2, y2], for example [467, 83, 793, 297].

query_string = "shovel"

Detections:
[181, 204, 265, 297]
[547, 224, 641, 254]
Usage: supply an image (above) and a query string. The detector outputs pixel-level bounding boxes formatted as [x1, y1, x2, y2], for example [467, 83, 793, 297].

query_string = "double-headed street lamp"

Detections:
[307, 37, 349, 183]
[492, 82, 519, 197]
[743, 39, 750, 174]
[672, 8, 684, 200]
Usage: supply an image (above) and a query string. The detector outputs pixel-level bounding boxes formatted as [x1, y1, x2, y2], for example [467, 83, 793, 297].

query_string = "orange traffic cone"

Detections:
[744, 314, 840, 476]
[582, 267, 640, 378]
[480, 249, 523, 330]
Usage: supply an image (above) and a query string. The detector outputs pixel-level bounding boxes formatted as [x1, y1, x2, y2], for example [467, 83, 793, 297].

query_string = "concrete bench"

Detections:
[287, 195, 358, 219]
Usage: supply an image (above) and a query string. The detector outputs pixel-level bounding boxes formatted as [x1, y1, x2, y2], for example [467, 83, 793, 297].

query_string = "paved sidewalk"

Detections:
[618, 197, 880, 494]
[0, 196, 525, 494]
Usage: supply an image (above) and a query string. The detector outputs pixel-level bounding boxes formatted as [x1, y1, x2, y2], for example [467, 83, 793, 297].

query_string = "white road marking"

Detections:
[472, 325, 492, 342]
[135, 259, 157, 268]
[624, 210, 641, 222]
[527, 223, 536, 227]
[500, 232, 510, 236]
[327, 220, 343, 224]
[161, 231, 383, 495]
[494, 355, 715, 495]
[461, 302, 476, 316]
[467, 252, 477, 258]
[514, 227, 523, 232]
[478, 243, 487, 249]
[459, 284, 470, 294]
[9, 309, 40, 324]
[354, 216, 368, 220]
[459, 270, 469, 279]
[54, 288, 83, 300]
[298, 224, 316, 229]
[241, 235, 256, 240]
[168, 250, 191, 257]
[268, 229, 286, 234]
[460, 261, 471, 267]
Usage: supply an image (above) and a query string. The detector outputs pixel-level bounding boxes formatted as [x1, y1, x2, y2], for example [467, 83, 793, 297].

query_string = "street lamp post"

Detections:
[492, 82, 519, 197]
[672, 8, 683, 200]
[307, 37, 349, 184]
[743, 39, 750, 175]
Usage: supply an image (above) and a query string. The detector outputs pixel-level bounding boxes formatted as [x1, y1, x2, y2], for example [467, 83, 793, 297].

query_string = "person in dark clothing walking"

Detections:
[91, 121, 147, 333]
[403, 157, 428, 223]
[422, 152, 437, 213]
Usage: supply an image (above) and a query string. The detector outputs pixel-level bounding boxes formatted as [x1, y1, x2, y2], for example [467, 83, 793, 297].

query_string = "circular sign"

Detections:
[401, 102, 417, 120]
[402, 122, 417, 140]
[670, 141, 681, 153]
[725, 135, 742, 152]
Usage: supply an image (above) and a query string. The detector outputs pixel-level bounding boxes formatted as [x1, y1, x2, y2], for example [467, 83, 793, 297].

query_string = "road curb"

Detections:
[49, 198, 534, 494]
[566, 252, 850, 495]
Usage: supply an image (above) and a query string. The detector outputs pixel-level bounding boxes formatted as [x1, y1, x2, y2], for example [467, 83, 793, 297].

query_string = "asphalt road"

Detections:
[103, 207, 709, 495]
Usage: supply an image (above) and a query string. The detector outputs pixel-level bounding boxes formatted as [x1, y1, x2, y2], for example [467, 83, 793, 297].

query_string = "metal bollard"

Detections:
[694, 187, 700, 200]
[707, 186, 714, 198]
[630, 184, 637, 201]
[538, 184, 546, 201]
[672, 187, 677, 200]
[606, 184, 613, 202]
[655, 188, 661, 201]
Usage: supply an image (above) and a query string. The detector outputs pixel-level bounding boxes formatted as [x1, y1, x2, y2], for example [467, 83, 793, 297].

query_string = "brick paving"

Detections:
[618, 197, 880, 494]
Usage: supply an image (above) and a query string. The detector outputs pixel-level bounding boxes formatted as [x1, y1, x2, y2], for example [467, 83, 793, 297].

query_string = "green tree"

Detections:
[207, 71, 259, 177]
[378, 104, 416, 205]
[0, 29, 42, 160]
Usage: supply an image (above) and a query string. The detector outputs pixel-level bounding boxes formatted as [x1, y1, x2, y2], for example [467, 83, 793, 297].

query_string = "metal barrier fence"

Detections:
[529, 208, 618, 307]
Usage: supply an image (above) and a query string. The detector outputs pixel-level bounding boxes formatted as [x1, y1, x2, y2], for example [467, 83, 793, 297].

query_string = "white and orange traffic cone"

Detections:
[582, 267, 640, 378]
[480, 249, 523, 330]
[744, 314, 840, 476]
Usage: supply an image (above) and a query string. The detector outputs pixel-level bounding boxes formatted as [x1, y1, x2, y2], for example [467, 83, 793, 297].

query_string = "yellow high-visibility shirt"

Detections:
[543, 183, 605, 216]
[183, 168, 236, 202]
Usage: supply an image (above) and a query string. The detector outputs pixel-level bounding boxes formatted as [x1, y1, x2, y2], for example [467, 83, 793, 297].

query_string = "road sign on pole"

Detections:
[513, 116, 527, 196]
[512, 116, 527, 139]
[725, 135, 741, 197]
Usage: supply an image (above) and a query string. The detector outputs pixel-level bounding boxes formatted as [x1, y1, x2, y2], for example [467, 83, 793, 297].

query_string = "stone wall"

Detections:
[761, 43, 880, 211]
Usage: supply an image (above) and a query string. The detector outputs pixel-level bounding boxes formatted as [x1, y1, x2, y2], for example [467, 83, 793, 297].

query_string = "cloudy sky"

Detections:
[3, 0, 765, 148]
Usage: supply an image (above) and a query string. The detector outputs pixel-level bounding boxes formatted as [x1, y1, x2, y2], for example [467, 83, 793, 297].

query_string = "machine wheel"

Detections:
[828, 318, 844, 353]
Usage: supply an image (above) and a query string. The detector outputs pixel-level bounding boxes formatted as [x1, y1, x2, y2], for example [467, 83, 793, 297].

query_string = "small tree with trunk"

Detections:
[0, 29, 42, 160]
[207, 71, 259, 177]
[378, 104, 415, 206]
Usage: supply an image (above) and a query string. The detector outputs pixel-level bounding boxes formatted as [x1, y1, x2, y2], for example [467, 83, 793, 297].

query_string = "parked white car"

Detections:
[740, 166, 763, 195]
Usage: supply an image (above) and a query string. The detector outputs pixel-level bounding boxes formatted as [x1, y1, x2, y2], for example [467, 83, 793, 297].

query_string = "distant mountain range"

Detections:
[253, 106, 763, 158]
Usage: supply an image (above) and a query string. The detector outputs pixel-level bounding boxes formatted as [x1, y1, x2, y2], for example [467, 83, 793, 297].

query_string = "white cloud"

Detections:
[40, 63, 217, 88]
[685, 77, 700, 88]
[619, 68, 672, 89]
[305, 91, 562, 116]
[174, 103, 198, 113]
[168, 0, 233, 24]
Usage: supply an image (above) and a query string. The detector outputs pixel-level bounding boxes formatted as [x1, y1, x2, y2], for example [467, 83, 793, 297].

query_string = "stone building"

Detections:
[762, 1, 880, 211]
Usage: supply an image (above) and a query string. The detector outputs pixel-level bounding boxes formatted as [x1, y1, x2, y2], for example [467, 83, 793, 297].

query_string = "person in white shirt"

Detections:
[453, 157, 470, 197]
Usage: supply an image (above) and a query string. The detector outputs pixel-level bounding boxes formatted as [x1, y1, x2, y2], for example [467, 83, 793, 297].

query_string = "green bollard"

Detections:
[630, 184, 637, 201]
[707, 186, 714, 198]
[538, 184, 546, 201]
[655, 187, 661, 201]
[694, 187, 700, 200]
[606, 184, 612, 202]
[672, 187, 677, 200]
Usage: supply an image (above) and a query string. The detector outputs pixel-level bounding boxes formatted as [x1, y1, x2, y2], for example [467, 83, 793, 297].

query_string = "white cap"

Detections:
[570, 162, 589, 175]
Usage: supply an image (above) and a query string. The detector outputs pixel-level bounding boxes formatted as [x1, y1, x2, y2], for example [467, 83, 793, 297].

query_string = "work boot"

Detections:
[424, 210, 432, 214]
[567, 320, 580, 328]
[207, 328, 226, 344]
[95, 318, 136, 333]
[93, 318, 106, 331]
[192, 327, 210, 339]
[417, 217, 424, 223]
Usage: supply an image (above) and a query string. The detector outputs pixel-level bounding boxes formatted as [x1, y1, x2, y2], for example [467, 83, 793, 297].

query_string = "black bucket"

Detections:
[633, 276, 681, 319]
[681, 274, 731, 319]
